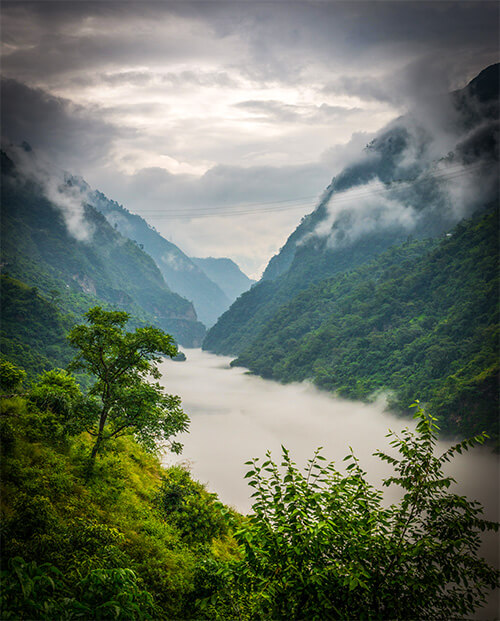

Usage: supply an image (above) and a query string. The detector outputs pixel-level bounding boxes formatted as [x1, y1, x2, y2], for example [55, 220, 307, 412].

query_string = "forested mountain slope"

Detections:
[204, 64, 499, 356]
[0, 275, 74, 378]
[233, 208, 499, 441]
[1, 150, 206, 347]
[0, 389, 238, 619]
[191, 257, 255, 303]
[90, 191, 231, 327]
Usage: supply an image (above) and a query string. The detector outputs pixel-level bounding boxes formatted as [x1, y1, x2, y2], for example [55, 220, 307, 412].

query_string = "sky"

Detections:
[1, 1, 499, 278]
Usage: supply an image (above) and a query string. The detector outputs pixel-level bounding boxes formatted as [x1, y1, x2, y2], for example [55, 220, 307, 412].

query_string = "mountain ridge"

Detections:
[0, 148, 206, 347]
[204, 63, 499, 357]
[89, 191, 232, 327]
[191, 256, 255, 303]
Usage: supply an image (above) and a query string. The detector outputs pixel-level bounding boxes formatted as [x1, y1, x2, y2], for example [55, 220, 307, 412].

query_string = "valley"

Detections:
[1, 6, 498, 616]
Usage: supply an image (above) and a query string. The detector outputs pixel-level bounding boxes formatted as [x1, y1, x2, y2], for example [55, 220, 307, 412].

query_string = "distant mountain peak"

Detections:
[89, 192, 232, 327]
[191, 256, 255, 302]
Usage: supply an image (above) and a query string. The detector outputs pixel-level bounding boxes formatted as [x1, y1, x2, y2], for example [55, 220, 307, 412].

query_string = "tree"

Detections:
[0, 359, 26, 394]
[48, 289, 61, 305]
[67, 307, 188, 474]
[217, 404, 499, 619]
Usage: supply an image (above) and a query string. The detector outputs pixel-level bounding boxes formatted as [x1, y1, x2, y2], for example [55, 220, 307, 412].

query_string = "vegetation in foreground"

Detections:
[0, 309, 498, 619]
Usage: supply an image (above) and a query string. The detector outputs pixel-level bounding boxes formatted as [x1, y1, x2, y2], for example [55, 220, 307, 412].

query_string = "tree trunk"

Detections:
[85, 409, 107, 480]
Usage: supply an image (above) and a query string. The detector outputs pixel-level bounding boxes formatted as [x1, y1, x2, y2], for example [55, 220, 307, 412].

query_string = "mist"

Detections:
[3, 143, 94, 242]
[160, 350, 499, 517]
[305, 65, 499, 249]
[159, 349, 499, 615]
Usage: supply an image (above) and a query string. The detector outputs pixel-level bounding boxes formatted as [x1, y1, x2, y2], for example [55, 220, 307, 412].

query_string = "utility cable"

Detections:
[138, 161, 496, 220]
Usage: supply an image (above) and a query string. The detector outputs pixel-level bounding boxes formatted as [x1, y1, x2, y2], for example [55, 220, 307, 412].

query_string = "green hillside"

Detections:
[91, 190, 231, 327]
[0, 275, 74, 378]
[0, 393, 238, 619]
[233, 208, 499, 441]
[203, 64, 499, 358]
[203, 228, 415, 356]
[1, 152, 206, 347]
[1, 360, 497, 619]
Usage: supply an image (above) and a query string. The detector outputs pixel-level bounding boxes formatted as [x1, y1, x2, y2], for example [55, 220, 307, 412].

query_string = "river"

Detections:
[160, 349, 498, 513]
[159, 348, 499, 616]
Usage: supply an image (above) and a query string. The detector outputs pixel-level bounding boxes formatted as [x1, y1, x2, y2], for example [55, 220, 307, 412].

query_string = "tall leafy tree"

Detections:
[68, 307, 188, 473]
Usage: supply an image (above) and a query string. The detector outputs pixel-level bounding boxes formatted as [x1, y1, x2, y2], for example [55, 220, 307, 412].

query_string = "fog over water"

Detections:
[160, 349, 499, 615]
[159, 349, 498, 519]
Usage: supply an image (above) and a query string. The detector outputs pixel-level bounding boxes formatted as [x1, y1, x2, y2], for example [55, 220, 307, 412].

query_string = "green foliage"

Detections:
[232, 209, 499, 441]
[203, 218, 422, 356]
[0, 161, 205, 347]
[1, 556, 157, 620]
[68, 307, 189, 465]
[156, 466, 230, 545]
[216, 405, 499, 620]
[92, 191, 231, 328]
[0, 359, 26, 393]
[0, 395, 237, 620]
[0, 275, 75, 379]
[29, 369, 81, 414]
[28, 368, 94, 437]
[1, 557, 66, 620]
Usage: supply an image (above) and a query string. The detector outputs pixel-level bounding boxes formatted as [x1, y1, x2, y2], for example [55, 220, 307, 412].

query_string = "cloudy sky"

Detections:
[1, 1, 498, 277]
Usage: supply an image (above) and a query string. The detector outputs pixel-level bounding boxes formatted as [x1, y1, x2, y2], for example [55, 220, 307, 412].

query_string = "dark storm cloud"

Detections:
[220, 1, 498, 84]
[0, 78, 128, 167]
[1, 1, 497, 273]
[2, 1, 498, 89]
[1, 1, 252, 87]
[323, 55, 499, 108]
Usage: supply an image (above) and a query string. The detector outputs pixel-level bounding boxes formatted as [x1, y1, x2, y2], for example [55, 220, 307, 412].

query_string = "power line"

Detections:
[138, 161, 495, 220]
[138, 161, 488, 218]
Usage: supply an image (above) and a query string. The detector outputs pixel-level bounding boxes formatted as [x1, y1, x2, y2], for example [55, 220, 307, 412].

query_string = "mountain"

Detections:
[232, 208, 499, 441]
[89, 192, 231, 327]
[204, 64, 499, 357]
[1, 148, 206, 349]
[0, 274, 75, 378]
[191, 257, 255, 303]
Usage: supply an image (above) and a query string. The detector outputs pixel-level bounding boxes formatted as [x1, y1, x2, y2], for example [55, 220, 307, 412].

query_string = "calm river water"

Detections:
[159, 348, 499, 616]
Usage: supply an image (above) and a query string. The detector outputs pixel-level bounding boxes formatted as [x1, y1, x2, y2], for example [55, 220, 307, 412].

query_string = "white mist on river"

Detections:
[160, 349, 499, 616]
[159, 349, 498, 521]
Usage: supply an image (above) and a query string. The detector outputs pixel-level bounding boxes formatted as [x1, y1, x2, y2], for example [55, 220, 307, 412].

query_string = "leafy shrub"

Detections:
[0, 359, 26, 393]
[156, 466, 229, 545]
[0, 557, 157, 620]
[216, 404, 499, 620]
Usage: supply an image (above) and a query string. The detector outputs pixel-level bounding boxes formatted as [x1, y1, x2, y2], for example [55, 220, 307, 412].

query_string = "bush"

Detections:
[216, 404, 499, 620]
[156, 466, 229, 545]
[0, 359, 26, 393]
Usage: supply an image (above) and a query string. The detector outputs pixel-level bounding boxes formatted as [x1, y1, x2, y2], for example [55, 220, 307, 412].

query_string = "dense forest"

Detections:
[204, 64, 499, 360]
[204, 65, 499, 446]
[233, 208, 499, 443]
[0, 275, 74, 378]
[1, 55, 499, 618]
[1, 149, 206, 348]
